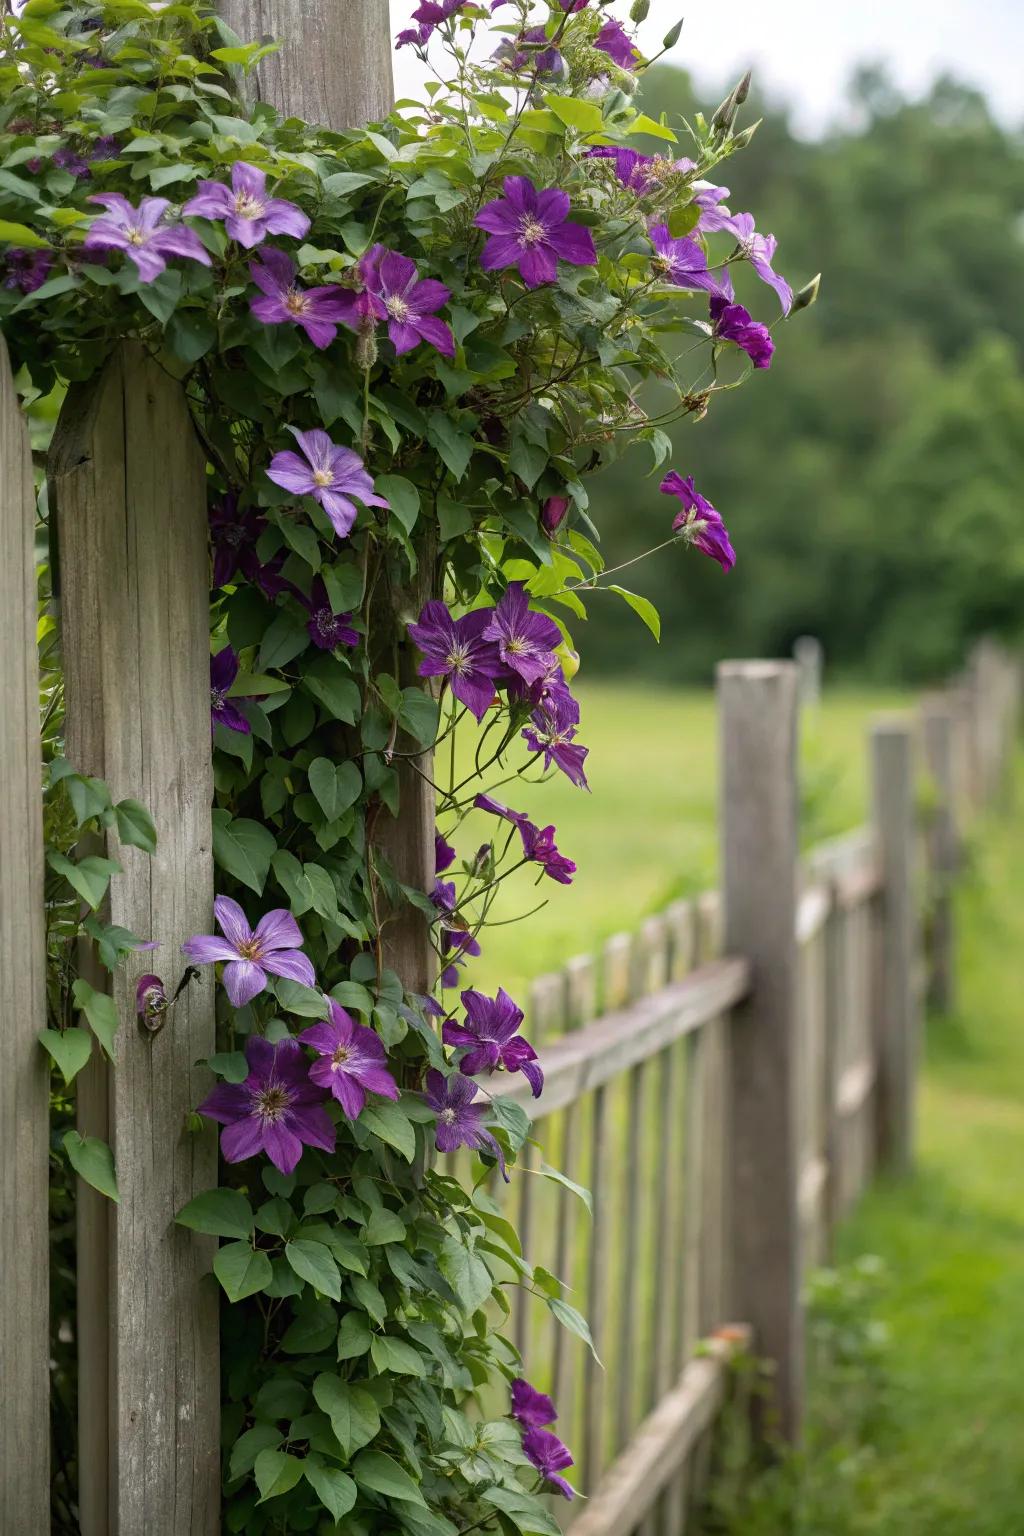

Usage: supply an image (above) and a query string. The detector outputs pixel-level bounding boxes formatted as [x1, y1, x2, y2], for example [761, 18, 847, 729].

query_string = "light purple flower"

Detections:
[512, 1378, 557, 1428]
[710, 294, 773, 369]
[82, 193, 211, 284]
[299, 577, 359, 650]
[197, 1035, 335, 1175]
[473, 793, 575, 885]
[182, 896, 316, 1007]
[595, 17, 639, 69]
[522, 684, 590, 790]
[408, 601, 502, 722]
[356, 244, 455, 358]
[183, 161, 310, 249]
[135, 973, 167, 1029]
[649, 224, 728, 297]
[267, 427, 389, 540]
[2, 247, 52, 294]
[249, 248, 355, 350]
[483, 583, 562, 687]
[210, 646, 258, 735]
[423, 1068, 508, 1179]
[692, 182, 733, 234]
[660, 471, 735, 571]
[523, 1427, 576, 1500]
[444, 987, 543, 1098]
[475, 176, 596, 290]
[725, 211, 793, 314]
[299, 999, 399, 1120]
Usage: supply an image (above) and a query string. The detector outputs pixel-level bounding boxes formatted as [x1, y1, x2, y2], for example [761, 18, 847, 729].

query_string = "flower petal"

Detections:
[222, 959, 268, 1007]
[254, 907, 305, 953]
[214, 895, 252, 950]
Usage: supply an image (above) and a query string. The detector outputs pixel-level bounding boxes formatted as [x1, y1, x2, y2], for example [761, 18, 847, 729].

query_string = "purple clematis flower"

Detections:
[493, 25, 564, 77]
[249, 248, 355, 350]
[197, 1035, 335, 1175]
[522, 686, 590, 790]
[267, 427, 388, 540]
[585, 144, 656, 193]
[355, 245, 455, 358]
[435, 830, 456, 874]
[423, 1068, 508, 1179]
[135, 973, 168, 1029]
[440, 929, 481, 990]
[649, 224, 727, 297]
[541, 495, 571, 537]
[413, 0, 465, 22]
[183, 895, 316, 1007]
[396, 22, 432, 47]
[522, 1427, 576, 1500]
[483, 583, 562, 686]
[473, 793, 575, 884]
[82, 193, 211, 283]
[210, 646, 259, 735]
[183, 161, 310, 249]
[595, 17, 639, 69]
[432, 878, 457, 915]
[209, 493, 264, 590]
[725, 211, 793, 314]
[710, 294, 773, 369]
[408, 601, 502, 722]
[660, 471, 735, 571]
[512, 1378, 557, 1428]
[692, 182, 733, 234]
[475, 176, 596, 290]
[89, 135, 120, 161]
[299, 577, 359, 650]
[2, 247, 52, 294]
[444, 987, 543, 1098]
[54, 146, 91, 179]
[299, 998, 399, 1120]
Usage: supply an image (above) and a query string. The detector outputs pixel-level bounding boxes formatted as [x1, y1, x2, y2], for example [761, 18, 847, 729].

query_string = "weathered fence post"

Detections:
[718, 660, 802, 1442]
[793, 635, 823, 710]
[51, 344, 219, 1534]
[870, 717, 918, 1173]
[921, 697, 957, 1014]
[0, 338, 50, 1530]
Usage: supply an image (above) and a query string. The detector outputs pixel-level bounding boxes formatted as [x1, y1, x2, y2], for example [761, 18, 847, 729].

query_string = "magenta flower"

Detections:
[82, 194, 211, 283]
[298, 999, 399, 1120]
[183, 161, 310, 249]
[197, 1035, 335, 1175]
[2, 247, 52, 294]
[649, 224, 727, 297]
[522, 685, 590, 790]
[483, 583, 562, 686]
[267, 427, 388, 539]
[435, 830, 456, 874]
[423, 1068, 508, 1179]
[249, 248, 355, 350]
[710, 294, 774, 369]
[475, 176, 596, 289]
[541, 495, 570, 537]
[135, 973, 167, 1029]
[473, 793, 576, 885]
[300, 577, 359, 650]
[522, 1428, 576, 1500]
[595, 17, 639, 69]
[585, 144, 656, 193]
[444, 987, 543, 1098]
[408, 601, 502, 721]
[210, 646, 258, 735]
[661, 471, 735, 571]
[512, 1379, 557, 1428]
[183, 896, 316, 1007]
[356, 244, 455, 358]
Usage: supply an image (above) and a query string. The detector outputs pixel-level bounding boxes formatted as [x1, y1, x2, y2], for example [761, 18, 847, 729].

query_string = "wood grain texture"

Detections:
[921, 697, 957, 1014]
[717, 660, 802, 1442]
[51, 344, 219, 1536]
[0, 335, 50, 1533]
[217, 0, 394, 129]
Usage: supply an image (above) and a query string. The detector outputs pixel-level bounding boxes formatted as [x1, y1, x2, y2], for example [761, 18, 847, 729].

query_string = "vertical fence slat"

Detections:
[52, 343, 219, 1535]
[552, 956, 594, 1431]
[871, 717, 918, 1174]
[922, 696, 957, 1014]
[718, 660, 802, 1442]
[0, 336, 50, 1532]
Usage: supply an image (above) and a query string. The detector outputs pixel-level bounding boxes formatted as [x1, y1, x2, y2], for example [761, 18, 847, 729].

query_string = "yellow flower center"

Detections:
[519, 216, 546, 247]
[285, 289, 309, 317]
[313, 468, 333, 488]
[126, 227, 146, 246]
[255, 1085, 290, 1123]
[331, 1046, 351, 1069]
[233, 191, 265, 220]
[385, 295, 411, 322]
[236, 937, 263, 960]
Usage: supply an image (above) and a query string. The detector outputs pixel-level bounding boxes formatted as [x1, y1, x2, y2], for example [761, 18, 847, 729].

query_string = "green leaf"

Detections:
[63, 1130, 119, 1203]
[439, 1236, 494, 1315]
[437, 494, 472, 542]
[208, 1050, 249, 1082]
[489, 1095, 532, 1154]
[65, 772, 111, 825]
[359, 1101, 416, 1162]
[509, 437, 549, 490]
[302, 654, 361, 723]
[607, 584, 661, 641]
[271, 848, 313, 915]
[229, 1422, 282, 1482]
[337, 1310, 373, 1359]
[426, 412, 473, 482]
[537, 1161, 593, 1215]
[72, 978, 119, 1059]
[321, 560, 364, 613]
[626, 112, 678, 142]
[176, 1188, 254, 1241]
[370, 1334, 426, 1377]
[46, 849, 121, 910]
[482, 1484, 563, 1535]
[308, 757, 362, 822]
[398, 688, 440, 747]
[214, 1241, 273, 1302]
[377, 474, 420, 535]
[0, 218, 49, 249]
[38, 1027, 91, 1086]
[353, 1450, 427, 1507]
[547, 1296, 601, 1362]
[166, 309, 217, 364]
[285, 1239, 342, 1300]
[114, 797, 158, 853]
[211, 811, 276, 894]
[667, 202, 700, 239]
[274, 978, 329, 1017]
[254, 1447, 305, 1502]
[259, 608, 310, 670]
[304, 1457, 357, 1520]
[545, 93, 605, 134]
[313, 1374, 381, 1458]
[361, 1208, 406, 1246]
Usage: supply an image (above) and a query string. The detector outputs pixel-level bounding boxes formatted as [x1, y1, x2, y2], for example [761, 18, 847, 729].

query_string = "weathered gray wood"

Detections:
[792, 634, 823, 709]
[718, 660, 802, 1442]
[921, 697, 957, 1014]
[870, 717, 918, 1173]
[52, 344, 219, 1536]
[217, 0, 394, 129]
[0, 335, 50, 1533]
[552, 955, 594, 1428]
[528, 967, 568, 1049]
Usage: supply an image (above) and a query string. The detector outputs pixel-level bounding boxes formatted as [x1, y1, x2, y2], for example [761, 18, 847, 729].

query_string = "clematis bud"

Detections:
[541, 495, 571, 537]
[629, 0, 649, 21]
[471, 843, 494, 881]
[790, 272, 821, 313]
[136, 973, 168, 1033]
[729, 119, 762, 150]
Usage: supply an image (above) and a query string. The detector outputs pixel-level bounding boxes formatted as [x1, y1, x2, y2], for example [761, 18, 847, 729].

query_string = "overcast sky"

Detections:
[389, 0, 1024, 137]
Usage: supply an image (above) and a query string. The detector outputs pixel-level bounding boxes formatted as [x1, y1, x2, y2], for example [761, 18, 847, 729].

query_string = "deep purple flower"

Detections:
[432, 878, 457, 915]
[396, 23, 432, 47]
[355, 245, 455, 358]
[267, 427, 388, 539]
[444, 988, 542, 1097]
[660, 471, 735, 571]
[725, 211, 793, 314]
[183, 161, 310, 249]
[541, 495, 570, 537]
[89, 135, 120, 161]
[483, 583, 562, 687]
[413, 0, 466, 22]
[183, 896, 316, 1007]
[473, 793, 576, 884]
[522, 1428, 575, 1500]
[135, 973, 167, 1029]
[512, 1378, 557, 1428]
[558, 0, 589, 9]
[299, 577, 359, 650]
[298, 999, 399, 1120]
[585, 144, 655, 192]
[408, 601, 502, 722]
[2, 247, 52, 294]
[54, 146, 90, 179]
[249, 248, 354, 350]
[595, 17, 639, 69]
[649, 224, 727, 297]
[441, 929, 481, 989]
[209, 493, 264, 589]
[82, 194, 211, 283]
[435, 831, 456, 874]
[210, 646, 259, 735]
[710, 294, 774, 369]
[522, 687, 589, 790]
[197, 1035, 335, 1175]
[423, 1068, 508, 1179]
[475, 176, 596, 290]
[493, 25, 563, 77]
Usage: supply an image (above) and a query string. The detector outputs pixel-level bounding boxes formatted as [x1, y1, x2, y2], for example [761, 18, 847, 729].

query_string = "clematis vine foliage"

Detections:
[5, 0, 815, 1529]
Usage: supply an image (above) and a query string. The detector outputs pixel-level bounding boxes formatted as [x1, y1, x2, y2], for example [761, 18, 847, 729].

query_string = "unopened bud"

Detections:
[630, 0, 650, 22]
[355, 319, 378, 371]
[729, 118, 761, 150]
[733, 69, 752, 106]
[790, 272, 821, 313]
[471, 843, 494, 881]
[541, 494, 571, 538]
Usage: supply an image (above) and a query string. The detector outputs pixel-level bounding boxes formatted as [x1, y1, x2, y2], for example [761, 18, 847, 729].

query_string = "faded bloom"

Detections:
[299, 999, 399, 1120]
[197, 1035, 335, 1175]
[82, 193, 211, 283]
[249, 248, 354, 350]
[299, 577, 359, 650]
[710, 293, 773, 369]
[355, 244, 455, 358]
[210, 646, 257, 735]
[423, 1068, 508, 1179]
[408, 601, 502, 721]
[512, 1378, 557, 1428]
[661, 471, 735, 571]
[444, 987, 543, 1097]
[522, 1427, 576, 1499]
[183, 160, 309, 248]
[649, 224, 727, 297]
[483, 582, 562, 687]
[135, 973, 167, 1030]
[475, 176, 596, 289]
[183, 895, 316, 1007]
[267, 427, 388, 539]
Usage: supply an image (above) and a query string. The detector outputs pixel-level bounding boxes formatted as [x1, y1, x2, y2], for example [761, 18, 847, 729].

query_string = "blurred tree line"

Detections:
[580, 66, 1024, 683]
